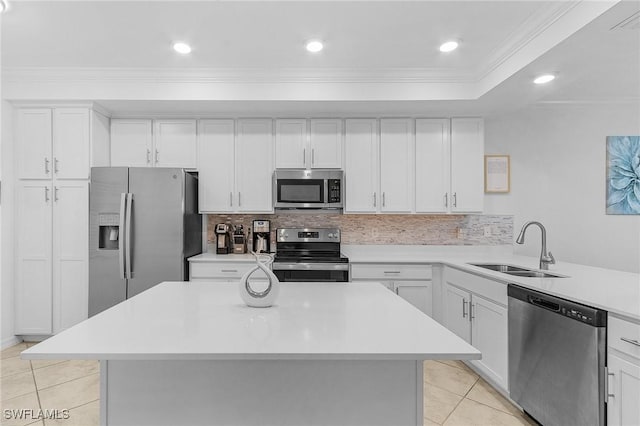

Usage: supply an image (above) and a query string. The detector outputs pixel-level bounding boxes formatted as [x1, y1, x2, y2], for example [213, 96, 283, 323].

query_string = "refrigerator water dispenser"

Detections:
[98, 214, 120, 250]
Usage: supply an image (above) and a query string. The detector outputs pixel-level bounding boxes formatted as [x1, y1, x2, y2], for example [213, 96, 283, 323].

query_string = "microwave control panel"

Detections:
[328, 179, 341, 203]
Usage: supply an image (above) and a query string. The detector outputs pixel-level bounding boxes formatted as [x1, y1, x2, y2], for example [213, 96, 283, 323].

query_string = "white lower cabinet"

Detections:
[607, 315, 640, 426]
[442, 267, 508, 391]
[15, 180, 88, 335]
[189, 261, 257, 282]
[350, 263, 433, 316]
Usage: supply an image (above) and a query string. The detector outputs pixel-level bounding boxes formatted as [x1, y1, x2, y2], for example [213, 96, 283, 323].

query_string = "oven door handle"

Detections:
[272, 262, 349, 271]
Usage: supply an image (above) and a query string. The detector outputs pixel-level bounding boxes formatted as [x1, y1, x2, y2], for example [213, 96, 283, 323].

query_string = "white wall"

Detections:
[485, 103, 640, 273]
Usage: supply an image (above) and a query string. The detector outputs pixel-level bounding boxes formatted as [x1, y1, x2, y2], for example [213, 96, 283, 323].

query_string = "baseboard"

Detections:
[1, 335, 22, 350]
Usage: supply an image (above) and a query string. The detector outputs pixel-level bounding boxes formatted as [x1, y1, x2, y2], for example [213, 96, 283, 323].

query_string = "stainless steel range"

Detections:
[272, 228, 349, 282]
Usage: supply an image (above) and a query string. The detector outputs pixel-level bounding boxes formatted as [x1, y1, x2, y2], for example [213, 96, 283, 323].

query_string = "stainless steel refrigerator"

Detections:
[89, 167, 202, 316]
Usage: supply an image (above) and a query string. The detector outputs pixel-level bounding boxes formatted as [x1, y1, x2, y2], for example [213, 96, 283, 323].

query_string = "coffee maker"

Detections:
[252, 220, 271, 253]
[215, 223, 231, 254]
[233, 225, 247, 254]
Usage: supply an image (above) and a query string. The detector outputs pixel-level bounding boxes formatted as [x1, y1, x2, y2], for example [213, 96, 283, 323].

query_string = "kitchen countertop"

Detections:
[188, 245, 640, 321]
[21, 281, 480, 361]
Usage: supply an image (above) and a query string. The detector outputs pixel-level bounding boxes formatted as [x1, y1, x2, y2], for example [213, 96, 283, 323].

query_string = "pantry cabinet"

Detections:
[442, 267, 508, 390]
[198, 119, 274, 213]
[17, 108, 90, 180]
[275, 119, 342, 169]
[14, 106, 103, 336]
[111, 119, 196, 168]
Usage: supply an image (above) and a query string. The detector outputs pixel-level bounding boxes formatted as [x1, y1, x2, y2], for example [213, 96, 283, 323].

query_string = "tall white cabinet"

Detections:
[380, 119, 414, 213]
[344, 119, 379, 213]
[198, 119, 274, 213]
[450, 118, 484, 212]
[14, 107, 106, 335]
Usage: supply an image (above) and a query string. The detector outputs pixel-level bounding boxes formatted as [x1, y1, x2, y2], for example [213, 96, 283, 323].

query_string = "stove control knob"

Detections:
[328, 233, 335, 238]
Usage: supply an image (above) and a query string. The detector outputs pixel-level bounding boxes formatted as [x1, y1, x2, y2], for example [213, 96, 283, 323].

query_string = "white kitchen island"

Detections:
[22, 282, 480, 426]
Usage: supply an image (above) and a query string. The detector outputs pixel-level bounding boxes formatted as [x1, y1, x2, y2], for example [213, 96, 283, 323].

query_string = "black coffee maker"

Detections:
[215, 223, 232, 254]
[252, 220, 271, 253]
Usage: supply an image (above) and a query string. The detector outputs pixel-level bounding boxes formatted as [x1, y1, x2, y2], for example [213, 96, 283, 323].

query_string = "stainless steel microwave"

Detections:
[273, 169, 344, 211]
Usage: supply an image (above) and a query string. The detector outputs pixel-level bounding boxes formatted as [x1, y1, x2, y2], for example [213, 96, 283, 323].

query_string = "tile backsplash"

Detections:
[207, 214, 513, 250]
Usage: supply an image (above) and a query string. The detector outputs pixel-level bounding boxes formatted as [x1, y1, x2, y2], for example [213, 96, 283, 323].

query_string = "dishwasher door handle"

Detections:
[529, 296, 561, 312]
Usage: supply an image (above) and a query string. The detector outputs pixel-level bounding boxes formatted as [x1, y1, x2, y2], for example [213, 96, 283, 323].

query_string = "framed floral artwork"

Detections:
[606, 136, 640, 214]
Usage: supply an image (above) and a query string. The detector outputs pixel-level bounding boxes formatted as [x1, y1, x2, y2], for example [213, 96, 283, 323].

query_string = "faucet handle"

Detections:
[548, 251, 556, 264]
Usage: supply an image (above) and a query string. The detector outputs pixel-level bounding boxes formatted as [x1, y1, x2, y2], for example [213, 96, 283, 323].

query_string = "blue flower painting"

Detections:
[607, 136, 640, 214]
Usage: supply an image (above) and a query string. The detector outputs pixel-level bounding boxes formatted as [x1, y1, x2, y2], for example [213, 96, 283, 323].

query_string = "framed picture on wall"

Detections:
[485, 155, 510, 193]
[606, 136, 640, 214]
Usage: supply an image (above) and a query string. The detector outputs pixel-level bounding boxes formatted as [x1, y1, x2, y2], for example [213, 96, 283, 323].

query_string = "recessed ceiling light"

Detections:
[439, 41, 459, 53]
[0, 0, 9, 13]
[306, 40, 324, 53]
[533, 74, 556, 84]
[173, 42, 192, 55]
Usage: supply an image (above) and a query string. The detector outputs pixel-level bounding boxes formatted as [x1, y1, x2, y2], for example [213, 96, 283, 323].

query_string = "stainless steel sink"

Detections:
[469, 263, 567, 278]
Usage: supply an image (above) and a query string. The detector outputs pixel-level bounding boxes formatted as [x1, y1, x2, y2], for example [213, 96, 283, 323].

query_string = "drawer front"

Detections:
[351, 263, 432, 280]
[443, 267, 507, 306]
[609, 315, 640, 360]
[190, 262, 255, 280]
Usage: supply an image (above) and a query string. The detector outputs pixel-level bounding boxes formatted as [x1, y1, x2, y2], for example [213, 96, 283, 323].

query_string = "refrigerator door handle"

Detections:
[119, 193, 127, 280]
[125, 193, 133, 279]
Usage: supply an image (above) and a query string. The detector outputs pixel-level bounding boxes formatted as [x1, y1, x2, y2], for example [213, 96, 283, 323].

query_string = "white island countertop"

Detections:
[22, 282, 480, 361]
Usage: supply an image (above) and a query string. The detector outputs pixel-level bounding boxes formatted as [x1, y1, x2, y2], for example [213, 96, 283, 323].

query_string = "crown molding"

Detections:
[477, 1, 580, 80]
[3, 66, 474, 85]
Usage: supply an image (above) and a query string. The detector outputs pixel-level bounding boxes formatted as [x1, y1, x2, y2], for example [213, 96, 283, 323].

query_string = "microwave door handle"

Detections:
[324, 179, 329, 203]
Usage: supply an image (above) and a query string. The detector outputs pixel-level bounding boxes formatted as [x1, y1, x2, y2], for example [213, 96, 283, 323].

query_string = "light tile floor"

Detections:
[2, 343, 536, 426]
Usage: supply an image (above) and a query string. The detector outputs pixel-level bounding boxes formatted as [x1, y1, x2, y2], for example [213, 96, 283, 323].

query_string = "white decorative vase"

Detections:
[239, 252, 280, 308]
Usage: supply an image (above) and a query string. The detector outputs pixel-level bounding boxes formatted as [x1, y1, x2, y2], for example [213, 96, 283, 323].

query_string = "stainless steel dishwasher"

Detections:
[508, 284, 607, 426]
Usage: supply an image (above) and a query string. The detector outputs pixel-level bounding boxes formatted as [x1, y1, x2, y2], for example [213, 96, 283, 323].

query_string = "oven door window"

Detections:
[274, 269, 348, 282]
[277, 179, 325, 203]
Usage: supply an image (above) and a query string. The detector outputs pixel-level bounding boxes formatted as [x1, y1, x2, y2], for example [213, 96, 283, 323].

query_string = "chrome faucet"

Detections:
[516, 221, 556, 270]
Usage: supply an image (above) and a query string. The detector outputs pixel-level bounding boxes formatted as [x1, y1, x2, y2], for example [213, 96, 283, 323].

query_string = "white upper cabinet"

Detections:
[111, 119, 197, 168]
[415, 119, 450, 213]
[153, 120, 197, 168]
[17, 109, 53, 180]
[235, 119, 274, 213]
[275, 119, 308, 169]
[110, 119, 153, 167]
[345, 119, 378, 213]
[450, 118, 484, 212]
[309, 119, 343, 169]
[275, 118, 343, 169]
[380, 119, 413, 213]
[198, 120, 236, 213]
[53, 109, 90, 179]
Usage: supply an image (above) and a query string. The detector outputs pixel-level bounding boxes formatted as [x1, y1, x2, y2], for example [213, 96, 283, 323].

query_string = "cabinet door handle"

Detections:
[470, 303, 475, 321]
[44, 187, 50, 202]
[155, 149, 159, 164]
[383, 271, 401, 274]
[54, 186, 59, 202]
[621, 337, 640, 347]
[373, 192, 377, 207]
[453, 192, 457, 208]
[303, 148, 306, 166]
[607, 369, 615, 399]
[462, 299, 467, 318]
[238, 192, 241, 207]
[444, 193, 448, 208]
[382, 192, 386, 207]
[54, 157, 59, 174]
[146, 149, 151, 164]
[312, 148, 315, 165]
[44, 157, 50, 174]
[221, 269, 238, 273]
[230, 192, 233, 207]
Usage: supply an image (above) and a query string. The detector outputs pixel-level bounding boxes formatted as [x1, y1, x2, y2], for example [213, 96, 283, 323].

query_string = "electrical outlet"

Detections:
[456, 227, 462, 239]
[484, 226, 492, 237]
